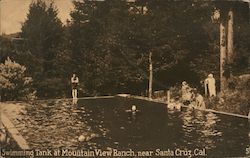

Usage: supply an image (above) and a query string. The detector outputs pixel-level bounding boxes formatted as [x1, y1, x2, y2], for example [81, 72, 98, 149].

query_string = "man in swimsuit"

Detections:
[71, 74, 79, 99]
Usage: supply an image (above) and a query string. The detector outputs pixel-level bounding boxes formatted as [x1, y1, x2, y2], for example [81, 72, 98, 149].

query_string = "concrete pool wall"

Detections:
[117, 94, 249, 119]
[1, 112, 30, 150]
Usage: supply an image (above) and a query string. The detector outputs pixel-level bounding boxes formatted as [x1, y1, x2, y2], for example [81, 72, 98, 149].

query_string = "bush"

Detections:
[210, 74, 250, 115]
[0, 57, 36, 101]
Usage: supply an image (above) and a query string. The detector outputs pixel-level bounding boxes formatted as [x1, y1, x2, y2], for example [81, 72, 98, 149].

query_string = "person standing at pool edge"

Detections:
[205, 74, 216, 97]
[71, 74, 79, 99]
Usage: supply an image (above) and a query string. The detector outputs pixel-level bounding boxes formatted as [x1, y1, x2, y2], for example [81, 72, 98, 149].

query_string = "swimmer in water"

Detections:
[126, 105, 140, 114]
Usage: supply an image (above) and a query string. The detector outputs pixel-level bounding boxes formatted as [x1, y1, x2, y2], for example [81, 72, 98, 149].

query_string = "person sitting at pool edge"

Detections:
[195, 92, 206, 109]
[71, 74, 79, 99]
[181, 81, 192, 105]
[168, 98, 181, 111]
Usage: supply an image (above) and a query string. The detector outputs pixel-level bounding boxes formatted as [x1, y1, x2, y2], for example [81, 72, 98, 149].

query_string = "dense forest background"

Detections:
[0, 0, 249, 100]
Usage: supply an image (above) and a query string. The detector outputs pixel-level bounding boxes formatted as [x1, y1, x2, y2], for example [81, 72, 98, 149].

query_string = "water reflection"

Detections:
[20, 99, 102, 149]
[72, 98, 78, 105]
[181, 108, 223, 150]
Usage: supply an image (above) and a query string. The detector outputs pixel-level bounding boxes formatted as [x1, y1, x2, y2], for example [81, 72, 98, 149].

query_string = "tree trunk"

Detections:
[227, 8, 234, 64]
[220, 20, 227, 92]
[0, 0, 2, 35]
[148, 51, 153, 99]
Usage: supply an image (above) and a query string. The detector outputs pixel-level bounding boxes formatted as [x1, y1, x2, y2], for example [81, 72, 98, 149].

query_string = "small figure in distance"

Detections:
[204, 73, 216, 97]
[71, 73, 79, 99]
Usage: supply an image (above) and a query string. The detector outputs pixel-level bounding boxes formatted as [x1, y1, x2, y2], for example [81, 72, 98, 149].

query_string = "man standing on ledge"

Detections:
[205, 73, 216, 97]
[71, 74, 79, 99]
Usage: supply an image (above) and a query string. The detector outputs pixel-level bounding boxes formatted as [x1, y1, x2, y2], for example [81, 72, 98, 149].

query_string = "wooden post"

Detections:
[204, 81, 208, 97]
[227, 8, 234, 64]
[167, 90, 170, 104]
[0, 0, 2, 36]
[148, 51, 153, 99]
[220, 19, 227, 92]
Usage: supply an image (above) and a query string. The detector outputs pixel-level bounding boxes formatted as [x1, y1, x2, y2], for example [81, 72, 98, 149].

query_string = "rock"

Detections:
[78, 135, 86, 142]
[120, 126, 125, 130]
[78, 133, 99, 142]
[114, 141, 119, 145]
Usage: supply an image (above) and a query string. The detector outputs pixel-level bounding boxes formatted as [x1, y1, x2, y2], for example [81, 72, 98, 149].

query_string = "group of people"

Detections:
[181, 81, 206, 109]
[168, 73, 216, 111]
[71, 73, 217, 111]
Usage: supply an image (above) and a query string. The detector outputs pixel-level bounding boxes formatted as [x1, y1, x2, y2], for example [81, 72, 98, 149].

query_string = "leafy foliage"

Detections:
[0, 57, 35, 101]
[20, 0, 65, 98]
[0, 0, 249, 100]
[209, 75, 250, 115]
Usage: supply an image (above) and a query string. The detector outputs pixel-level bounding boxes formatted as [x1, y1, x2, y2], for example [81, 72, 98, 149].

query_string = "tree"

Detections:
[68, 0, 216, 95]
[69, 0, 145, 95]
[68, 0, 249, 96]
[20, 0, 64, 98]
[209, 1, 250, 91]
[231, 2, 250, 75]
[21, 0, 63, 71]
[0, 57, 35, 101]
[136, 1, 214, 90]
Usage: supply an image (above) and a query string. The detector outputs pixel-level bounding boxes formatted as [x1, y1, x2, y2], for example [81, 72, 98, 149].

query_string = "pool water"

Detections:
[16, 97, 249, 157]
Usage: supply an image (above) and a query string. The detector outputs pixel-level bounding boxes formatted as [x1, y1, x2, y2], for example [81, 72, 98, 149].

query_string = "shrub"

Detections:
[0, 57, 36, 101]
[210, 74, 250, 115]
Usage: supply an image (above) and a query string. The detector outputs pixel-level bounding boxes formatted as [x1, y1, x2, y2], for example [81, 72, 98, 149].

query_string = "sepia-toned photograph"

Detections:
[0, 0, 250, 158]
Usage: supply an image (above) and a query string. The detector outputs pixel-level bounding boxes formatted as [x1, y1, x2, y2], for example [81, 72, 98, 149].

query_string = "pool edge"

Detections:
[1, 113, 30, 150]
[118, 95, 249, 119]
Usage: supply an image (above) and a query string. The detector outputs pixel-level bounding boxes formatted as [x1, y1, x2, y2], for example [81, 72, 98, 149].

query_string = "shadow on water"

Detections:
[16, 97, 249, 157]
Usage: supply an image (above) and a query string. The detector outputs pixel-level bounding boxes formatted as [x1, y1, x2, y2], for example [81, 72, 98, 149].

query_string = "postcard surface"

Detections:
[0, 0, 249, 158]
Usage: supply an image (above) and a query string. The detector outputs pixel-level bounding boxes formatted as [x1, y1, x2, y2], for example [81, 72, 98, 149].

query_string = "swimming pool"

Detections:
[8, 96, 250, 157]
